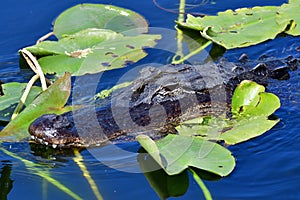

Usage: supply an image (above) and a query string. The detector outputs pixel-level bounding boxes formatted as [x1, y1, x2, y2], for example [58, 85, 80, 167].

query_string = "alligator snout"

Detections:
[29, 113, 82, 148]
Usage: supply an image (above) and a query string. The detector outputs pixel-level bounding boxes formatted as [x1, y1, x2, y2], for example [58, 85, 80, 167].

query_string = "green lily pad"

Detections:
[177, 1, 300, 49]
[26, 28, 123, 56]
[276, 1, 300, 35]
[0, 83, 42, 121]
[232, 80, 280, 118]
[0, 73, 72, 141]
[175, 116, 227, 140]
[26, 30, 161, 77]
[73, 34, 161, 76]
[178, 6, 287, 49]
[137, 134, 235, 176]
[37, 55, 83, 75]
[219, 116, 279, 145]
[231, 80, 265, 116]
[175, 81, 280, 145]
[53, 4, 148, 38]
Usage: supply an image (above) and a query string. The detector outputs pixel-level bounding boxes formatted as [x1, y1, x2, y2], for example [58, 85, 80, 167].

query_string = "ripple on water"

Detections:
[0, 54, 34, 83]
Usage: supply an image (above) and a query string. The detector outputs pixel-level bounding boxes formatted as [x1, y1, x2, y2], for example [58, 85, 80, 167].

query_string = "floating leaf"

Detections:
[220, 80, 280, 144]
[175, 81, 280, 145]
[53, 4, 148, 38]
[0, 73, 72, 141]
[74, 34, 161, 76]
[26, 30, 161, 77]
[175, 116, 227, 140]
[232, 80, 280, 118]
[177, 1, 300, 49]
[276, 1, 300, 35]
[0, 83, 42, 121]
[26, 28, 123, 56]
[178, 6, 287, 49]
[36, 55, 83, 75]
[219, 116, 279, 145]
[231, 80, 265, 116]
[137, 134, 235, 176]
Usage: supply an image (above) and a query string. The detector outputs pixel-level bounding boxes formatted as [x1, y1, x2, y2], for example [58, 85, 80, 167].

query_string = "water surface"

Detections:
[1, 0, 300, 199]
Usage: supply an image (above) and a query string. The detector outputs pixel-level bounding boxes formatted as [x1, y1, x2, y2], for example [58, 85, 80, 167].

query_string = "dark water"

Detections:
[1, 0, 300, 199]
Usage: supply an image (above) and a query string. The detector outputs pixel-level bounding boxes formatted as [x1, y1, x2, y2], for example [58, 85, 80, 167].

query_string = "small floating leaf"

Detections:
[231, 80, 265, 116]
[0, 73, 72, 141]
[232, 80, 280, 118]
[175, 81, 280, 145]
[53, 4, 148, 38]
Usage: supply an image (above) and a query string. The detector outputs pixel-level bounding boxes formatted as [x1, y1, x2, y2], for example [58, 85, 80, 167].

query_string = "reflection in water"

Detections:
[137, 148, 221, 199]
[0, 162, 13, 200]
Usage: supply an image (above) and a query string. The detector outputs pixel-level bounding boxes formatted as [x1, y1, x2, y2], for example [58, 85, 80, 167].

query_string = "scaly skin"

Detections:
[29, 57, 298, 148]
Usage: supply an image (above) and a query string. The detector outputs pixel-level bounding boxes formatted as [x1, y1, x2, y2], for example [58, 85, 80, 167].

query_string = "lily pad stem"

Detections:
[172, 40, 212, 64]
[20, 49, 47, 91]
[189, 168, 212, 200]
[172, 0, 185, 63]
[36, 32, 54, 44]
[11, 74, 39, 120]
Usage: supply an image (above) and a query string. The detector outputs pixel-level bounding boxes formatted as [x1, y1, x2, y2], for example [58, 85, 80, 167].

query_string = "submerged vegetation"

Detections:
[0, 0, 299, 199]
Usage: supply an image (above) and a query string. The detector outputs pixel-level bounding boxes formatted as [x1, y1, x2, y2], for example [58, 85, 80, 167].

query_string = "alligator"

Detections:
[29, 56, 299, 148]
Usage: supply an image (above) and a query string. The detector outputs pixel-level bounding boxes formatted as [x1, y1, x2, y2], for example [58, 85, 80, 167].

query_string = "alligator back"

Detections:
[29, 57, 298, 148]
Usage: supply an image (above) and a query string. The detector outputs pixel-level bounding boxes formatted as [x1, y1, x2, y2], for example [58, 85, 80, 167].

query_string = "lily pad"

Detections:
[73, 34, 161, 76]
[276, 1, 300, 35]
[53, 4, 148, 38]
[219, 116, 279, 145]
[137, 134, 235, 176]
[0, 83, 42, 121]
[0, 73, 72, 141]
[178, 6, 287, 49]
[232, 80, 280, 118]
[175, 81, 280, 145]
[175, 116, 227, 140]
[231, 80, 265, 116]
[26, 30, 161, 77]
[177, 1, 300, 49]
[26, 28, 123, 56]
